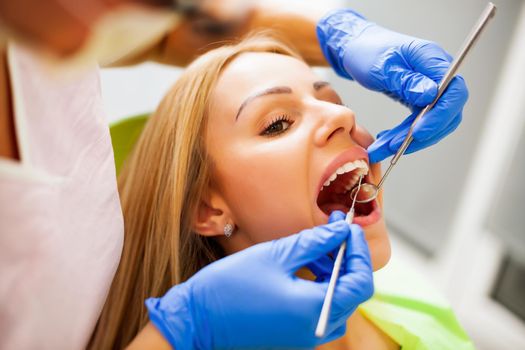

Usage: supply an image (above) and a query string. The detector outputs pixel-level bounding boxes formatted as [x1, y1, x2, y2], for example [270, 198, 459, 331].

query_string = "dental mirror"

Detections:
[349, 2, 496, 205]
[350, 182, 380, 204]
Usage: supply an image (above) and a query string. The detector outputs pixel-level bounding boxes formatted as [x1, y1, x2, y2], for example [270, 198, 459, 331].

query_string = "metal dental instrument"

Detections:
[315, 175, 364, 338]
[316, 3, 497, 338]
[350, 2, 497, 204]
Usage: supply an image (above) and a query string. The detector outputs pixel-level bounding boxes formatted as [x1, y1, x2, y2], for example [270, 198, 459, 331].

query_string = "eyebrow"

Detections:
[234, 81, 331, 121]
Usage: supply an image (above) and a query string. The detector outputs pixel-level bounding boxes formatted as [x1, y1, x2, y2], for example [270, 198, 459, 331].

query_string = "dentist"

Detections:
[0, 0, 467, 349]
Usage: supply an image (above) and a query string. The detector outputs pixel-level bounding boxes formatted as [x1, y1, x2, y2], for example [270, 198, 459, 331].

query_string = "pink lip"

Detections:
[317, 147, 369, 194]
[353, 200, 382, 227]
[315, 147, 382, 227]
[317, 199, 382, 227]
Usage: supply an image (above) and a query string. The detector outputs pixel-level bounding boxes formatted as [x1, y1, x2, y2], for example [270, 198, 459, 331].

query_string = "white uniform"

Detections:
[0, 44, 123, 350]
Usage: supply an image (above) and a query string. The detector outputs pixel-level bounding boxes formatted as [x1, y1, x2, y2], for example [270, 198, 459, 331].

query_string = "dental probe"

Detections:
[315, 175, 364, 338]
[350, 2, 497, 204]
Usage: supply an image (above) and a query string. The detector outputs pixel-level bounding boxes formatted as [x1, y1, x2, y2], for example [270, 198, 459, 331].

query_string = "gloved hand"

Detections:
[317, 9, 469, 163]
[146, 211, 373, 349]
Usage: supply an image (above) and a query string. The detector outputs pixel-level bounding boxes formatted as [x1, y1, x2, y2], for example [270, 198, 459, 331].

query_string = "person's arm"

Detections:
[114, 0, 337, 67]
[0, 46, 19, 161]
[316, 8, 469, 162]
[126, 212, 372, 350]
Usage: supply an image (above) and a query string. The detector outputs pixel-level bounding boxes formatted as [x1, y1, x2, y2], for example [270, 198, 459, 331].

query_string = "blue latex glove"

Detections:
[146, 211, 373, 349]
[317, 9, 469, 163]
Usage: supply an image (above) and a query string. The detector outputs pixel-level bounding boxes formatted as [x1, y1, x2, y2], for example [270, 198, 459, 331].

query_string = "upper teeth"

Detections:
[322, 159, 368, 188]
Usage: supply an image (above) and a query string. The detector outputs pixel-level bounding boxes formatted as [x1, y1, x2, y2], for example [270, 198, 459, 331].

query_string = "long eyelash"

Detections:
[265, 114, 292, 128]
[261, 114, 293, 137]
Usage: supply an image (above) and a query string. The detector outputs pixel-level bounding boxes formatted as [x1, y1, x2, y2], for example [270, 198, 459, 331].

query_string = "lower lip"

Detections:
[352, 200, 382, 227]
[319, 199, 382, 227]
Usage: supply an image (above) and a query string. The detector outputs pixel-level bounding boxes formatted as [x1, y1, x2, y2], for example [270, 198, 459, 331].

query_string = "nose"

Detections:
[313, 102, 356, 147]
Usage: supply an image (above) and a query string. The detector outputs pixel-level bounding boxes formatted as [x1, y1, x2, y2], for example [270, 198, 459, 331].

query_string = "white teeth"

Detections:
[322, 159, 369, 189]
[343, 163, 356, 172]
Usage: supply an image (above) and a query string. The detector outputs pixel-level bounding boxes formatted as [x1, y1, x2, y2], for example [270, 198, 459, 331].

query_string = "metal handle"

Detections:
[380, 2, 497, 192]
[315, 207, 356, 337]
[315, 240, 347, 338]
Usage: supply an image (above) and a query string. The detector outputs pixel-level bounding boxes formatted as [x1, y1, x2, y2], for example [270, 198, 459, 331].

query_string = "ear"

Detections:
[193, 190, 233, 237]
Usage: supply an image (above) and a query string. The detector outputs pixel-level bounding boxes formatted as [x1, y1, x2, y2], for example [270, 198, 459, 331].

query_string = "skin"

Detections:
[197, 52, 390, 271]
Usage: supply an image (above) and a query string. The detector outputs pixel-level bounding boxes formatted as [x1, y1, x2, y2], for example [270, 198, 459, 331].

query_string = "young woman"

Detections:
[91, 34, 473, 350]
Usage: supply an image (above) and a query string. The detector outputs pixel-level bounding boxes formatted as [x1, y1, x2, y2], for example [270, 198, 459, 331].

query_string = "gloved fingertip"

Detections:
[368, 153, 384, 164]
[145, 297, 164, 313]
[349, 223, 365, 236]
[368, 136, 395, 163]
[328, 210, 345, 223]
[375, 129, 390, 139]
[367, 146, 390, 163]
[324, 323, 347, 343]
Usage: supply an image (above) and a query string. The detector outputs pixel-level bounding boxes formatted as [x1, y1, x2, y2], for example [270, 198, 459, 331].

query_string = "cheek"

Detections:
[369, 162, 384, 207]
[212, 142, 314, 242]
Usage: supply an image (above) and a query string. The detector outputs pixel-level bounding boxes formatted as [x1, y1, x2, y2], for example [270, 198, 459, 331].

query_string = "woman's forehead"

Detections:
[222, 52, 315, 88]
[211, 52, 318, 113]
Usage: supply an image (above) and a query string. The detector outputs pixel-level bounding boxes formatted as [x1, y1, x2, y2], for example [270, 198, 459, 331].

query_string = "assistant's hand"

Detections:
[317, 9, 468, 163]
[145, 211, 373, 350]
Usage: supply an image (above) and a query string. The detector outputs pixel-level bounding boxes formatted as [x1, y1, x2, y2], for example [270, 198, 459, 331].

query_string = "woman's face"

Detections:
[206, 52, 390, 270]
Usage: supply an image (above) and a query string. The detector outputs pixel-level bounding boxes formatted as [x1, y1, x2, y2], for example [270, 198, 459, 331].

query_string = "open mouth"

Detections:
[316, 159, 378, 222]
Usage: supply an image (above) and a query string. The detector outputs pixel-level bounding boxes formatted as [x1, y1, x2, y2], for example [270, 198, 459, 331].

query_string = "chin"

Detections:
[370, 238, 391, 271]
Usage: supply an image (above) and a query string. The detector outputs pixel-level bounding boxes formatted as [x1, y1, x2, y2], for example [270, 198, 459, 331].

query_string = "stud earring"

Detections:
[224, 223, 234, 238]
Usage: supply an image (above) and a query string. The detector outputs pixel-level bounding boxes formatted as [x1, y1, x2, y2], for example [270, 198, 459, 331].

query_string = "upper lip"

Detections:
[316, 147, 369, 195]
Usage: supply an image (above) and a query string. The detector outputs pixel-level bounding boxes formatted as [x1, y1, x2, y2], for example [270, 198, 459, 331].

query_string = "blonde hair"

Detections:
[90, 33, 302, 349]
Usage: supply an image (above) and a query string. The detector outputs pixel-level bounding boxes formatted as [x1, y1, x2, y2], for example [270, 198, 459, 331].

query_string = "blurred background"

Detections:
[100, 0, 525, 348]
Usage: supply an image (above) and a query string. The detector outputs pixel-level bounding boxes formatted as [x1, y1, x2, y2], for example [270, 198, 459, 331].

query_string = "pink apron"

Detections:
[0, 44, 123, 349]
